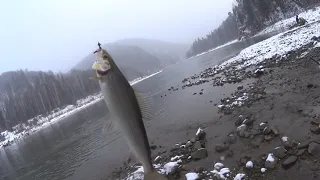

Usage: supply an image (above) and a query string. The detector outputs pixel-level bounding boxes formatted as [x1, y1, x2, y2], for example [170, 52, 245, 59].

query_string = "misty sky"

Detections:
[0, 0, 234, 73]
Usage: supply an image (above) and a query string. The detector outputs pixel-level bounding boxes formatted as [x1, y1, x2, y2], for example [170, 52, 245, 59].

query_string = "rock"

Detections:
[258, 122, 268, 130]
[237, 85, 244, 90]
[194, 141, 202, 149]
[186, 141, 193, 148]
[308, 142, 320, 157]
[282, 136, 293, 149]
[154, 156, 162, 164]
[265, 154, 278, 169]
[171, 144, 180, 152]
[235, 115, 246, 126]
[270, 126, 279, 135]
[298, 140, 311, 149]
[150, 145, 157, 150]
[190, 137, 196, 143]
[296, 149, 306, 156]
[214, 162, 224, 170]
[215, 144, 228, 153]
[199, 92, 203, 95]
[243, 119, 254, 126]
[196, 129, 206, 141]
[310, 126, 320, 134]
[264, 135, 274, 141]
[227, 134, 237, 144]
[311, 119, 320, 125]
[192, 148, 208, 160]
[307, 83, 314, 88]
[273, 146, 287, 159]
[246, 161, 254, 168]
[236, 124, 248, 137]
[263, 126, 271, 135]
[282, 156, 298, 168]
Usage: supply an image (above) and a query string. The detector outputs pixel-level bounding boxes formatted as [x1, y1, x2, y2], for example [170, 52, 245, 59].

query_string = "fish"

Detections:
[91, 43, 168, 180]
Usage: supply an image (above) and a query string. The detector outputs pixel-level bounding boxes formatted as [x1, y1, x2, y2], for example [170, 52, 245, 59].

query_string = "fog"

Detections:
[0, 0, 234, 73]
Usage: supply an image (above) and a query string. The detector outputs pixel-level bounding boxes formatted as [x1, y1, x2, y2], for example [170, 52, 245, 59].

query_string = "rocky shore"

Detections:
[108, 22, 320, 179]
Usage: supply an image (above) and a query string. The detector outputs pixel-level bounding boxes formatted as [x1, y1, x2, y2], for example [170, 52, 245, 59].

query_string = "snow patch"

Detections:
[234, 173, 245, 180]
[261, 168, 267, 173]
[164, 160, 181, 175]
[246, 161, 253, 168]
[266, 153, 275, 162]
[185, 172, 199, 180]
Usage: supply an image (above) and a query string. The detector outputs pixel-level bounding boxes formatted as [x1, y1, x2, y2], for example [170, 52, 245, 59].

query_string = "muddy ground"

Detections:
[108, 42, 320, 180]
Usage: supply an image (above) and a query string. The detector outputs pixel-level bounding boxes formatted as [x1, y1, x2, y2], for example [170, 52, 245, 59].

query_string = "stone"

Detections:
[236, 124, 248, 137]
[243, 119, 254, 126]
[273, 146, 287, 159]
[186, 141, 193, 148]
[196, 129, 206, 141]
[282, 156, 298, 168]
[150, 145, 157, 150]
[228, 134, 237, 144]
[190, 137, 196, 143]
[296, 149, 306, 156]
[194, 141, 202, 149]
[171, 144, 180, 152]
[264, 135, 274, 141]
[215, 144, 228, 153]
[263, 126, 271, 135]
[258, 122, 268, 130]
[154, 156, 162, 164]
[265, 154, 278, 169]
[282, 136, 293, 149]
[235, 115, 245, 126]
[308, 142, 320, 157]
[311, 119, 320, 125]
[192, 148, 208, 160]
[270, 126, 280, 135]
[298, 140, 311, 149]
[310, 126, 320, 134]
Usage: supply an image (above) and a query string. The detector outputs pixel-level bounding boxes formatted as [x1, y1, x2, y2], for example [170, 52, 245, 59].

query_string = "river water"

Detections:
[0, 34, 276, 180]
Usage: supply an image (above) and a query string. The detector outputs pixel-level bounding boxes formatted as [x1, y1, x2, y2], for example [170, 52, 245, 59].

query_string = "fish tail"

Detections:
[144, 171, 168, 180]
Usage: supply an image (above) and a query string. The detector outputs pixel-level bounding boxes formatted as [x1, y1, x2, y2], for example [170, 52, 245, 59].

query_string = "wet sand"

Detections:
[110, 43, 320, 179]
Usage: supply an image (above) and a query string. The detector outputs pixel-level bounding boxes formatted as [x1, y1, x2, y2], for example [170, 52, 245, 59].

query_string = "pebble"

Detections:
[270, 126, 279, 135]
[236, 124, 248, 137]
[261, 168, 267, 173]
[245, 161, 253, 168]
[264, 135, 274, 141]
[308, 142, 320, 157]
[258, 122, 268, 130]
[214, 162, 224, 170]
[235, 115, 245, 126]
[215, 144, 229, 153]
[273, 146, 287, 159]
[196, 129, 206, 141]
[296, 148, 306, 156]
[243, 119, 254, 126]
[282, 156, 298, 168]
[265, 153, 278, 169]
[263, 126, 271, 135]
[310, 126, 320, 134]
[192, 148, 208, 160]
[228, 134, 237, 144]
[186, 141, 193, 148]
[170, 144, 180, 152]
[281, 136, 293, 149]
[234, 173, 245, 180]
[298, 140, 311, 149]
[194, 141, 202, 149]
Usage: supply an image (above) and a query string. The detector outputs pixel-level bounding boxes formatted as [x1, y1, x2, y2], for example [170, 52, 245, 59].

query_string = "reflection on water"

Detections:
[0, 33, 275, 180]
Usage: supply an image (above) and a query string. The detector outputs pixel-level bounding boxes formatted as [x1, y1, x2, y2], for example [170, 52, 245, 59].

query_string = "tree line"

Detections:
[186, 0, 320, 58]
[0, 69, 100, 131]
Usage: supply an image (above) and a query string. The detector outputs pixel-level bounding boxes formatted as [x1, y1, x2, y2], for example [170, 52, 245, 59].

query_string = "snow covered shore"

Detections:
[0, 70, 163, 148]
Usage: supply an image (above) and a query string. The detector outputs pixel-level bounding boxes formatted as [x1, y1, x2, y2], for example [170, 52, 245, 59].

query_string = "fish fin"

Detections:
[144, 171, 168, 180]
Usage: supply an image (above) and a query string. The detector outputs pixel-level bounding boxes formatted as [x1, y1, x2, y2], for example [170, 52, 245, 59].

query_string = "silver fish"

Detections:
[92, 44, 167, 180]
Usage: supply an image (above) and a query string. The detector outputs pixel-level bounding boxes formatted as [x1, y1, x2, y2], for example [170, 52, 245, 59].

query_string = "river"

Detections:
[0, 33, 277, 180]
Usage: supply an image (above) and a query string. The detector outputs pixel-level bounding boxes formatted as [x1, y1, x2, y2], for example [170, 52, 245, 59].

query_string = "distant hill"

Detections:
[73, 44, 162, 81]
[115, 38, 189, 66]
[73, 39, 189, 81]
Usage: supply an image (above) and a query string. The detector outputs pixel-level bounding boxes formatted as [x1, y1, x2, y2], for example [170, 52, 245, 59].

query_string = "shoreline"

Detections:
[0, 70, 163, 148]
[115, 19, 320, 180]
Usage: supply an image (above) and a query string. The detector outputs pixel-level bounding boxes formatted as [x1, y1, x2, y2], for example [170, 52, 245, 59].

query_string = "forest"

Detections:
[0, 69, 100, 131]
[186, 0, 320, 58]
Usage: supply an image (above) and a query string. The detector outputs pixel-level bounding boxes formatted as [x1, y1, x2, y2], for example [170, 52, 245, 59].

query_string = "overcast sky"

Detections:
[0, 0, 234, 73]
